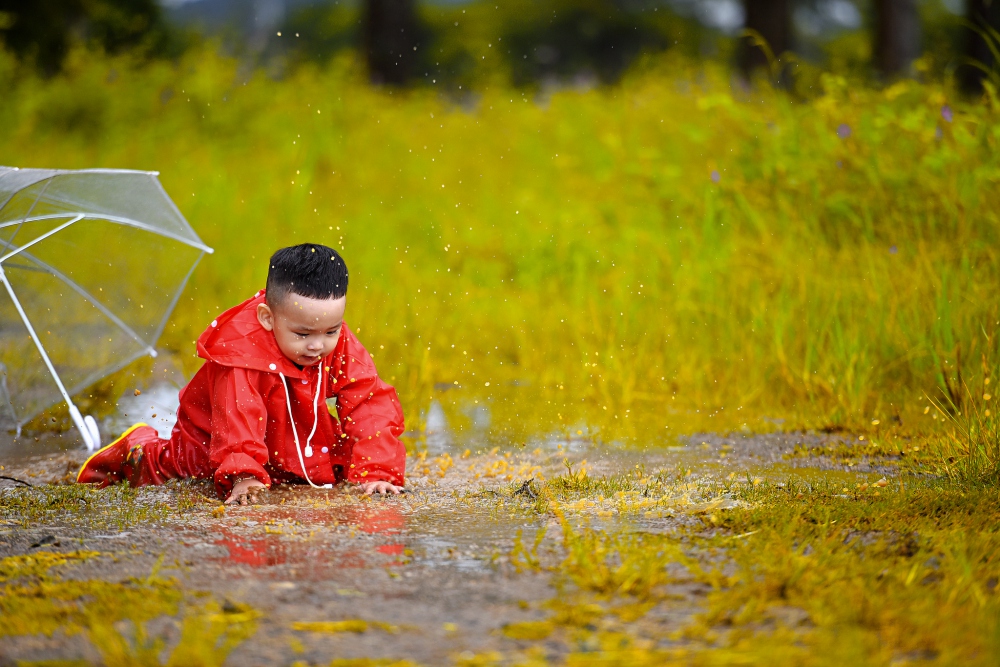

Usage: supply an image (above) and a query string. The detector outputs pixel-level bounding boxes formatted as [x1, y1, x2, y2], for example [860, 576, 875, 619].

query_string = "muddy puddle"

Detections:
[0, 382, 897, 665]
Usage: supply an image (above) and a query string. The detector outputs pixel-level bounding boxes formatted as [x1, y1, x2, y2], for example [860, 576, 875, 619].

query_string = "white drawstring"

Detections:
[280, 366, 332, 489]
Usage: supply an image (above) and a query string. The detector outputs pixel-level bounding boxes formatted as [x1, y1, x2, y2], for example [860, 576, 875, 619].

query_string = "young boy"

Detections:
[77, 244, 405, 504]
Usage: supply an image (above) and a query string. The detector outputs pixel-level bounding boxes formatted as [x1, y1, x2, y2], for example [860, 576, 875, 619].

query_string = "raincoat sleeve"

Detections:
[208, 366, 272, 498]
[334, 333, 406, 486]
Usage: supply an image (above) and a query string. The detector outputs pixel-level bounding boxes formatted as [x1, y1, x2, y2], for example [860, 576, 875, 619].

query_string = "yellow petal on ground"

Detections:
[501, 621, 553, 640]
[292, 619, 369, 634]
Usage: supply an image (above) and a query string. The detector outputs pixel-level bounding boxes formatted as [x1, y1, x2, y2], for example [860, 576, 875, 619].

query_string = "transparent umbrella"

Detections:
[0, 166, 213, 451]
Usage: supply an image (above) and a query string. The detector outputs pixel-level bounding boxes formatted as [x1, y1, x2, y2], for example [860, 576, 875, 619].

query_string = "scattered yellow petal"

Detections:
[501, 621, 553, 640]
[293, 620, 369, 634]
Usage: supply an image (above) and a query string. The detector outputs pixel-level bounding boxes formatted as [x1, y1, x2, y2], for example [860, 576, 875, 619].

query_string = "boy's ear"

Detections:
[257, 303, 275, 331]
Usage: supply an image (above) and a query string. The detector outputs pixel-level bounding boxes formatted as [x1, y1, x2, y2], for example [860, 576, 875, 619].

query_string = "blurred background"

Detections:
[0, 0, 998, 450]
[1, 0, 998, 89]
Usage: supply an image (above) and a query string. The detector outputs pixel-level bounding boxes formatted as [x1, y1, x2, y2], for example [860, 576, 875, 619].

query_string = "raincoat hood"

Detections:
[197, 290, 317, 379]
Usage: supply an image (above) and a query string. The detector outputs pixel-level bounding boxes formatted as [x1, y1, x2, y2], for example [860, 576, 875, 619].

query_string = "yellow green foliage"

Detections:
[0, 484, 168, 530]
[0, 551, 257, 665]
[0, 550, 99, 584]
[500, 469, 1000, 665]
[1, 46, 998, 442]
[691, 481, 1000, 664]
[162, 601, 260, 667]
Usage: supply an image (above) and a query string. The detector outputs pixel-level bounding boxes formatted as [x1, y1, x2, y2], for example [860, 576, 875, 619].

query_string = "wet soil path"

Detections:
[0, 431, 889, 665]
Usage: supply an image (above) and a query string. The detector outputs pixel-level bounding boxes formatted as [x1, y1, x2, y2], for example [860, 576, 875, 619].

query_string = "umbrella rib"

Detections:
[0, 215, 83, 264]
[0, 214, 67, 230]
[12, 247, 156, 357]
[0, 178, 53, 258]
[0, 213, 213, 254]
[150, 249, 205, 350]
[0, 266, 93, 449]
[13, 345, 160, 429]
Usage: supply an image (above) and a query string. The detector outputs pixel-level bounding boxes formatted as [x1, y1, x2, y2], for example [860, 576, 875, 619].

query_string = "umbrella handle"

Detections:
[84, 415, 101, 451]
[68, 404, 95, 452]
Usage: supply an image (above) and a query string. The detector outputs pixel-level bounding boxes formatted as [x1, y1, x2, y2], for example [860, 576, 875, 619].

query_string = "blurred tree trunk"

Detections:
[0, 0, 165, 76]
[363, 0, 420, 85]
[739, 0, 792, 83]
[961, 0, 1000, 94]
[873, 0, 922, 78]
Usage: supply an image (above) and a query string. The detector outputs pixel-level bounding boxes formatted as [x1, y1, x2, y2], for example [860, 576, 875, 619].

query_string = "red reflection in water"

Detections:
[233, 504, 405, 533]
[358, 509, 405, 535]
[203, 504, 408, 577]
[377, 544, 405, 556]
[224, 534, 278, 567]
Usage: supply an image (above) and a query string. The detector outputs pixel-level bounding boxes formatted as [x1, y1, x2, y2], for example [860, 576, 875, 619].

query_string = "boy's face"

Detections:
[257, 293, 347, 367]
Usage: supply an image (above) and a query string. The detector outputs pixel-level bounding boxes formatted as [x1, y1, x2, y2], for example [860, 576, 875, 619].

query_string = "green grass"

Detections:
[0, 551, 259, 666]
[493, 468, 1000, 666]
[1, 43, 998, 450]
[0, 484, 169, 529]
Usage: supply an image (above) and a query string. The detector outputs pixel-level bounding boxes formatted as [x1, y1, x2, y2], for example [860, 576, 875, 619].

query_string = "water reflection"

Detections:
[423, 400, 452, 454]
[464, 403, 491, 430]
[208, 504, 407, 577]
[106, 381, 181, 439]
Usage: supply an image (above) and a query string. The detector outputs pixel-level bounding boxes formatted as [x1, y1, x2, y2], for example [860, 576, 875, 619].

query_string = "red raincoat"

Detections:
[144, 291, 406, 498]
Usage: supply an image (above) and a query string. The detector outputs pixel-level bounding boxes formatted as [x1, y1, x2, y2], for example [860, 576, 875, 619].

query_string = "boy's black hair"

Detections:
[266, 244, 349, 307]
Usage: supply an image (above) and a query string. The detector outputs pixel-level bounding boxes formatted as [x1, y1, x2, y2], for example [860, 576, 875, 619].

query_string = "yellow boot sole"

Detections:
[76, 422, 150, 483]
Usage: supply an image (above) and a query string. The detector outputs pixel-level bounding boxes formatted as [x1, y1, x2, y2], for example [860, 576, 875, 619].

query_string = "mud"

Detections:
[0, 430, 887, 665]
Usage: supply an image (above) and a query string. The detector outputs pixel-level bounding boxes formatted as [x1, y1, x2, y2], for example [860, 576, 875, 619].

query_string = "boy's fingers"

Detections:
[360, 482, 403, 496]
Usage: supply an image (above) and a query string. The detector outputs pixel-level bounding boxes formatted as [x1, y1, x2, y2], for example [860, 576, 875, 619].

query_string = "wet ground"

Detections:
[0, 429, 891, 666]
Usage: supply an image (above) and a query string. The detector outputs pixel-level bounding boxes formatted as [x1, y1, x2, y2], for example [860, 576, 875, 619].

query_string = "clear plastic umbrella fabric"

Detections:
[0, 166, 212, 450]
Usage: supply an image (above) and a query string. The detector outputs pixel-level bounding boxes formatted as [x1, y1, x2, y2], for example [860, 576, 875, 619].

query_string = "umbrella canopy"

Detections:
[0, 166, 213, 450]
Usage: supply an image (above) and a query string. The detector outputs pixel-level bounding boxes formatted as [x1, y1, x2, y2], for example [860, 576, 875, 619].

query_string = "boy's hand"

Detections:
[359, 480, 403, 496]
[225, 477, 268, 505]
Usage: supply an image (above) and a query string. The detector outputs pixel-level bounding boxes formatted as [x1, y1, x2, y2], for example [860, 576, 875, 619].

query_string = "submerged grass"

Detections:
[0, 551, 259, 666]
[686, 481, 1000, 664]
[495, 466, 1000, 666]
[1, 47, 998, 445]
[0, 483, 169, 529]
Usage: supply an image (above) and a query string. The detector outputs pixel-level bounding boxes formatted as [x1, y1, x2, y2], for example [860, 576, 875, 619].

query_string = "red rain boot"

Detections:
[76, 423, 163, 488]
